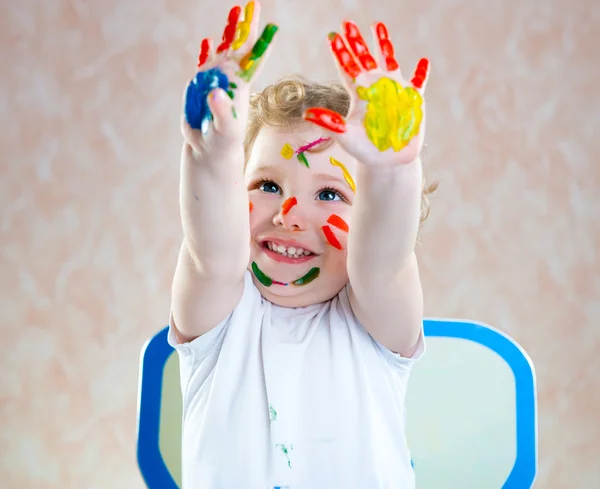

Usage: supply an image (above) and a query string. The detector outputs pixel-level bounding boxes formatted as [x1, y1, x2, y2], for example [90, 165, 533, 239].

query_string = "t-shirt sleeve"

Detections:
[373, 327, 426, 371]
[166, 271, 256, 395]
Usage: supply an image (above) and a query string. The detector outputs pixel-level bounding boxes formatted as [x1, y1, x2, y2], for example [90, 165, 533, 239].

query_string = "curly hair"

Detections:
[244, 75, 438, 225]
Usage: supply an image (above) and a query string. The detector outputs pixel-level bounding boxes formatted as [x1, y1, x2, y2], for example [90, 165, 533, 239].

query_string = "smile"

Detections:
[261, 241, 317, 264]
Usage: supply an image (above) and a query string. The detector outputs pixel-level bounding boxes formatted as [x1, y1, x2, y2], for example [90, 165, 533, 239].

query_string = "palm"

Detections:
[306, 22, 429, 166]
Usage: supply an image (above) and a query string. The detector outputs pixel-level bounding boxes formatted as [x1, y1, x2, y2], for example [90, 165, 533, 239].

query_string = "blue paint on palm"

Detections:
[184, 67, 230, 133]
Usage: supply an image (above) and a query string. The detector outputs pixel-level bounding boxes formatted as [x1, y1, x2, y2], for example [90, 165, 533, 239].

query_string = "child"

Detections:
[169, 2, 434, 488]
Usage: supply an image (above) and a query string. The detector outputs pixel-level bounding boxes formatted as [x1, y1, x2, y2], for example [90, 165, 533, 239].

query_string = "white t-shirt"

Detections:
[168, 270, 425, 489]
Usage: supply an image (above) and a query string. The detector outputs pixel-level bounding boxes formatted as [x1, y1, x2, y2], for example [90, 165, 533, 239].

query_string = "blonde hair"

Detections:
[244, 75, 438, 225]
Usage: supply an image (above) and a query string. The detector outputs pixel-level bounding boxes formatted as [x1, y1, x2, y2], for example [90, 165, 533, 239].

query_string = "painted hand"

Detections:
[182, 2, 278, 153]
[304, 21, 430, 165]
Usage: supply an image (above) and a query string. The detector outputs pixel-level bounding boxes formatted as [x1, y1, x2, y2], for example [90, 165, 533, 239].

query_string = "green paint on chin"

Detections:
[293, 267, 320, 286]
[252, 262, 273, 287]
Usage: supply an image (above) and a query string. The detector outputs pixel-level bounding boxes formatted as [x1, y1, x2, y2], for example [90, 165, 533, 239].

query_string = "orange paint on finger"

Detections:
[282, 197, 297, 215]
[327, 214, 349, 232]
[322, 225, 343, 250]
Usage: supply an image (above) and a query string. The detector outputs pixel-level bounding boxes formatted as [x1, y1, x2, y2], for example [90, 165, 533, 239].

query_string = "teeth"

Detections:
[267, 242, 312, 258]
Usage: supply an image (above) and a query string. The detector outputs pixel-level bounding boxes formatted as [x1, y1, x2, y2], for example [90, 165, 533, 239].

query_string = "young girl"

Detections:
[169, 2, 433, 487]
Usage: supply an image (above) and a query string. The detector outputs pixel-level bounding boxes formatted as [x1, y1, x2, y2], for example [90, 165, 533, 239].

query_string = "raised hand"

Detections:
[304, 21, 430, 165]
[182, 2, 278, 155]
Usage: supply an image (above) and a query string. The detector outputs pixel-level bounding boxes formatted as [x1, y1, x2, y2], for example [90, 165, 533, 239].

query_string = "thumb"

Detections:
[206, 88, 240, 138]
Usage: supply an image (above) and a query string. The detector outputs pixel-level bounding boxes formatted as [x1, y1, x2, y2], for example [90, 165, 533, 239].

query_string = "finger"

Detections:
[232, 1, 257, 51]
[206, 88, 241, 139]
[342, 21, 377, 71]
[327, 32, 362, 80]
[216, 5, 242, 54]
[410, 58, 430, 90]
[237, 23, 278, 81]
[197, 38, 213, 69]
[303, 107, 347, 133]
[372, 22, 398, 72]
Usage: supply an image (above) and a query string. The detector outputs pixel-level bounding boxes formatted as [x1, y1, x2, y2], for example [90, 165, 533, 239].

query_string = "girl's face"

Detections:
[245, 125, 358, 307]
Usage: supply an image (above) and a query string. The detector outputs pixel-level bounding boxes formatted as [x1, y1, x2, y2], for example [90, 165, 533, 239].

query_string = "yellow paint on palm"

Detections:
[232, 1, 254, 50]
[329, 157, 356, 193]
[356, 77, 423, 152]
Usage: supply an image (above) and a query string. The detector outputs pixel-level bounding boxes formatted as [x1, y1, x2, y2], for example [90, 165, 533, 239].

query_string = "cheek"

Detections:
[321, 212, 351, 251]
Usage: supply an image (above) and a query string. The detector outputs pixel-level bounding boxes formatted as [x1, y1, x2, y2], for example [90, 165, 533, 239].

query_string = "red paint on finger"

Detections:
[322, 225, 343, 250]
[374, 22, 398, 72]
[197, 38, 212, 68]
[216, 5, 242, 53]
[304, 108, 347, 133]
[343, 21, 377, 71]
[328, 32, 362, 80]
[282, 197, 297, 215]
[411, 58, 430, 89]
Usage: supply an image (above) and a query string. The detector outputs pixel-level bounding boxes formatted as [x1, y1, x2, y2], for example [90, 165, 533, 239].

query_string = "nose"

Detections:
[273, 196, 307, 231]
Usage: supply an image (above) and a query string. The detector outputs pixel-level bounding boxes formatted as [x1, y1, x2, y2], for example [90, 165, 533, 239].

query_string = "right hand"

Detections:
[181, 1, 278, 158]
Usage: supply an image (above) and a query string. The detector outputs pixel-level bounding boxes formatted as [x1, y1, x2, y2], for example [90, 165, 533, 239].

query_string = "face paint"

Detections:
[251, 262, 287, 286]
[304, 108, 347, 134]
[329, 157, 356, 193]
[252, 261, 273, 287]
[281, 143, 294, 159]
[342, 21, 377, 71]
[292, 267, 320, 286]
[197, 38, 212, 68]
[327, 214, 349, 232]
[296, 152, 309, 168]
[249, 201, 253, 212]
[216, 6, 242, 53]
[356, 77, 423, 152]
[328, 32, 362, 80]
[410, 58, 430, 89]
[281, 197, 297, 216]
[238, 24, 279, 81]
[295, 137, 331, 154]
[374, 22, 399, 72]
[322, 225, 343, 250]
[184, 68, 232, 133]
[231, 1, 254, 50]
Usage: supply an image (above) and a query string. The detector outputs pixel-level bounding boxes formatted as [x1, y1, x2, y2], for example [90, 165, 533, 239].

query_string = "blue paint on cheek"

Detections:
[184, 67, 230, 133]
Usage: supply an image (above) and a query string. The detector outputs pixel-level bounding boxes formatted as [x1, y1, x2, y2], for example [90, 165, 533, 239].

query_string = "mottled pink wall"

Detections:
[1, 0, 599, 487]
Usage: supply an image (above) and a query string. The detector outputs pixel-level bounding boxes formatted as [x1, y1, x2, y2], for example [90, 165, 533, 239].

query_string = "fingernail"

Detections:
[211, 89, 226, 101]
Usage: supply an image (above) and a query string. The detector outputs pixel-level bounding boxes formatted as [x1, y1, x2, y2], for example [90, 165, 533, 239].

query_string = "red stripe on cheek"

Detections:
[249, 202, 253, 212]
[326, 214, 349, 232]
[281, 197, 297, 215]
[322, 225, 343, 250]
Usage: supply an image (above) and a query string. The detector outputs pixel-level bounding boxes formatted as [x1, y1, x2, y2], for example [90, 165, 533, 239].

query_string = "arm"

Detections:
[303, 20, 430, 356]
[171, 143, 249, 342]
[347, 159, 423, 356]
[170, 4, 277, 341]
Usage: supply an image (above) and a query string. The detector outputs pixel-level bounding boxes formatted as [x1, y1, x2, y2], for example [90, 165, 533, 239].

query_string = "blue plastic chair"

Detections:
[137, 319, 538, 488]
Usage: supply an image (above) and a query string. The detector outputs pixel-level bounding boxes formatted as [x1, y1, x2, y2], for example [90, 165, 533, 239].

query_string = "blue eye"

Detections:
[259, 181, 281, 194]
[318, 188, 343, 202]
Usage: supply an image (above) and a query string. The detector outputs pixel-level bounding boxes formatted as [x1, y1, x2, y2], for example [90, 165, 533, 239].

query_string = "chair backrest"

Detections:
[137, 319, 538, 489]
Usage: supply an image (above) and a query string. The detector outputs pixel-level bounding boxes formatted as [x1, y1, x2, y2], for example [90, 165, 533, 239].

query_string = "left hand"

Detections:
[304, 21, 430, 166]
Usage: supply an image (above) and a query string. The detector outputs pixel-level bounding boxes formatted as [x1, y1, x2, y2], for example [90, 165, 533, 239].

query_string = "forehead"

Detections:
[246, 125, 357, 177]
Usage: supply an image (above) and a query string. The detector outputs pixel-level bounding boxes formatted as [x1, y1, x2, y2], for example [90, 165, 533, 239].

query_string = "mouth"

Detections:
[260, 239, 318, 264]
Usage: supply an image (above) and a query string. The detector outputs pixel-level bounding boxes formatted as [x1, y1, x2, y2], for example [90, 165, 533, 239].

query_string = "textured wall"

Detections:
[1, 0, 599, 487]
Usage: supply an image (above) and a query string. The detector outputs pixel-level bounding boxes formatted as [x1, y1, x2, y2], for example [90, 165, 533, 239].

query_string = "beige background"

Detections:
[1, 0, 599, 487]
